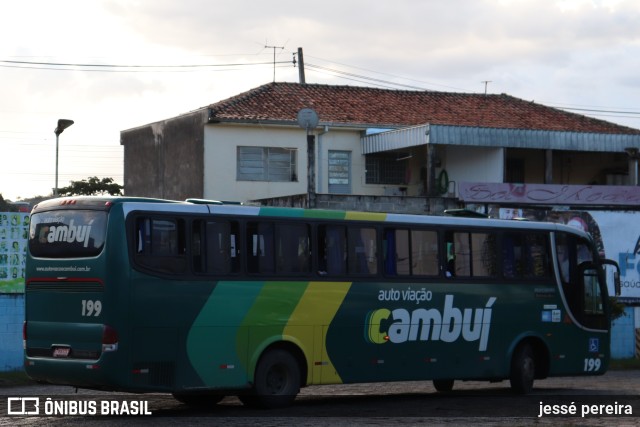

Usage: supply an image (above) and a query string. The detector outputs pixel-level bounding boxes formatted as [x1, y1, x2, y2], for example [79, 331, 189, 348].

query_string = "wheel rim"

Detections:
[266, 364, 288, 394]
[522, 356, 535, 383]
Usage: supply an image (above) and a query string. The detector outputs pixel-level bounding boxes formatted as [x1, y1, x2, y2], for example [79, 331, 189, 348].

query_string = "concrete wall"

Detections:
[0, 294, 24, 371]
[122, 110, 206, 200]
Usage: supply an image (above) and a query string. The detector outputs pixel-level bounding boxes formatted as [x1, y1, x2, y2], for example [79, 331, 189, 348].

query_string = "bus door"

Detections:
[554, 232, 608, 331]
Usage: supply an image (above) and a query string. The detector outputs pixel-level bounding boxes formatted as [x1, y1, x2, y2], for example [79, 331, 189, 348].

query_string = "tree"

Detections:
[58, 177, 123, 196]
[0, 194, 14, 211]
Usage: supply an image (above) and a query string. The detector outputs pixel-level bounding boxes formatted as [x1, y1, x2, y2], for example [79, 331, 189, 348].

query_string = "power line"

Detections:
[552, 106, 640, 116]
[0, 58, 291, 73]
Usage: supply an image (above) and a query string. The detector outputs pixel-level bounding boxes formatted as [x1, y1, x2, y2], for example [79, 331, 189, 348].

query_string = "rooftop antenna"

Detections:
[482, 80, 492, 95]
[265, 43, 284, 82]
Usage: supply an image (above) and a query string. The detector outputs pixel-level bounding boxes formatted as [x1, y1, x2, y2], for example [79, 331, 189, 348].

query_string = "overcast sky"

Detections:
[2, 0, 639, 200]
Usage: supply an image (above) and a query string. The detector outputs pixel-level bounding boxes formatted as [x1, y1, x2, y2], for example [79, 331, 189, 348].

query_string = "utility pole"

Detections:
[297, 47, 306, 84]
[265, 44, 284, 82]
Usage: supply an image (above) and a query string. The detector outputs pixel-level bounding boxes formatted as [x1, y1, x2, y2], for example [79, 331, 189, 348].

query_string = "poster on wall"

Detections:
[0, 212, 29, 293]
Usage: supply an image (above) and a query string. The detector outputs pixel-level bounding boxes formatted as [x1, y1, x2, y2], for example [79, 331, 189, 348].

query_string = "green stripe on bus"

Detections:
[186, 281, 263, 387]
[237, 281, 310, 375]
[258, 207, 305, 217]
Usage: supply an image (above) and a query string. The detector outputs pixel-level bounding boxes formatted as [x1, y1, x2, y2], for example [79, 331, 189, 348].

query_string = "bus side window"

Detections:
[348, 227, 377, 275]
[206, 221, 232, 274]
[411, 229, 438, 276]
[192, 220, 205, 273]
[247, 221, 274, 274]
[525, 233, 550, 278]
[276, 223, 311, 274]
[383, 228, 410, 276]
[318, 225, 346, 275]
[134, 216, 186, 274]
[503, 232, 550, 280]
[447, 231, 497, 278]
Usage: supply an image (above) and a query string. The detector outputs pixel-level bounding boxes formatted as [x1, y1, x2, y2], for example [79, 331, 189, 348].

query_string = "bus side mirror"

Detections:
[601, 259, 621, 296]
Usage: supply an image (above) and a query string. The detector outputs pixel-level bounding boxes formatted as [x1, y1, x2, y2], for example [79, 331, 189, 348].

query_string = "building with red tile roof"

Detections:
[122, 82, 640, 211]
[207, 82, 640, 134]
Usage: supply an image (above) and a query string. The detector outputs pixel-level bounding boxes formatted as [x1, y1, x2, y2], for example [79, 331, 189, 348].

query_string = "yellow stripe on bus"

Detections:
[284, 281, 352, 385]
[345, 211, 387, 221]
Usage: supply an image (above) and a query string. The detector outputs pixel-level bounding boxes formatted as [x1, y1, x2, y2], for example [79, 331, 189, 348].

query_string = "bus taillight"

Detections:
[102, 325, 119, 353]
[23, 321, 27, 350]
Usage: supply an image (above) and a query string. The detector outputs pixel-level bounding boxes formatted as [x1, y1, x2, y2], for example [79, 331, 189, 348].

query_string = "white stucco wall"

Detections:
[204, 124, 507, 202]
[204, 124, 384, 202]
[204, 124, 307, 202]
[443, 146, 504, 188]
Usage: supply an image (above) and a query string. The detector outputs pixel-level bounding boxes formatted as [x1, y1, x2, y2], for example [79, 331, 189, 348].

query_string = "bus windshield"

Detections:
[29, 210, 107, 258]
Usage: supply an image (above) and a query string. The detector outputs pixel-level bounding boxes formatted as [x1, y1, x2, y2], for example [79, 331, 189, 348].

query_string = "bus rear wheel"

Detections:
[244, 348, 301, 409]
[433, 379, 454, 392]
[510, 342, 535, 394]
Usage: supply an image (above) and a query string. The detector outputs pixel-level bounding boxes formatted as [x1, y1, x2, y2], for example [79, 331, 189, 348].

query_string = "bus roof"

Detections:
[31, 196, 591, 239]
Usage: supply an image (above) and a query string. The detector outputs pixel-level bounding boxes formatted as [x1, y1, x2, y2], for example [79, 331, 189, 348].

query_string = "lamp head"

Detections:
[54, 119, 74, 136]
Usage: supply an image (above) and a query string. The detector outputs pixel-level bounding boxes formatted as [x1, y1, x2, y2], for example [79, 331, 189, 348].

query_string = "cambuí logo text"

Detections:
[365, 294, 497, 351]
[46, 219, 94, 248]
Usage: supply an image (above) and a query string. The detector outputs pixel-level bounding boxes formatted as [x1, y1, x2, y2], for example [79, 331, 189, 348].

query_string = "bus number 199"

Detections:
[81, 300, 102, 317]
[584, 358, 601, 372]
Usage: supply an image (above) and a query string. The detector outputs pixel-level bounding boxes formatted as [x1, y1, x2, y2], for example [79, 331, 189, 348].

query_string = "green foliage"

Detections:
[0, 194, 17, 212]
[58, 177, 123, 196]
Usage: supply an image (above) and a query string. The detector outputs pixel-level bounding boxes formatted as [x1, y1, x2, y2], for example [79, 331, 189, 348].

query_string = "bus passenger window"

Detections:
[348, 227, 377, 275]
[276, 224, 310, 274]
[206, 221, 234, 274]
[247, 222, 274, 274]
[503, 232, 550, 279]
[318, 225, 346, 275]
[526, 234, 550, 278]
[192, 220, 205, 273]
[134, 217, 186, 274]
[411, 230, 438, 276]
[446, 231, 497, 278]
[384, 229, 409, 276]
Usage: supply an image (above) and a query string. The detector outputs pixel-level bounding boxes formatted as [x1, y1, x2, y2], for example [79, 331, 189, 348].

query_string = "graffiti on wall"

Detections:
[460, 183, 640, 206]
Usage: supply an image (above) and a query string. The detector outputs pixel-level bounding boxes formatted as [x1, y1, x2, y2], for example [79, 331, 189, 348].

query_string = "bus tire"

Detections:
[510, 342, 535, 394]
[433, 379, 454, 392]
[250, 348, 301, 409]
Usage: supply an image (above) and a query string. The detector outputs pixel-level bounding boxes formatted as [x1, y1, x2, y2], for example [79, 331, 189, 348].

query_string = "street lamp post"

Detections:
[54, 119, 74, 196]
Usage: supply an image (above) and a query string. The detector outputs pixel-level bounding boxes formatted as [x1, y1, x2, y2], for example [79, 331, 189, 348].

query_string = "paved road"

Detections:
[1, 371, 639, 426]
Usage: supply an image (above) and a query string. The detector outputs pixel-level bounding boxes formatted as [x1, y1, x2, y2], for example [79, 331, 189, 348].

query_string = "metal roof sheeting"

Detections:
[361, 124, 640, 154]
[361, 124, 428, 154]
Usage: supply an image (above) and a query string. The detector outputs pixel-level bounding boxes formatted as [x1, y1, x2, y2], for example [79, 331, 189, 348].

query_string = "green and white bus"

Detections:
[24, 196, 620, 408]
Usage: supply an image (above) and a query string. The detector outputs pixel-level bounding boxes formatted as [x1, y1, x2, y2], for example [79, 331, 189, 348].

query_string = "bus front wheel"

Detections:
[510, 342, 535, 394]
[244, 348, 301, 409]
